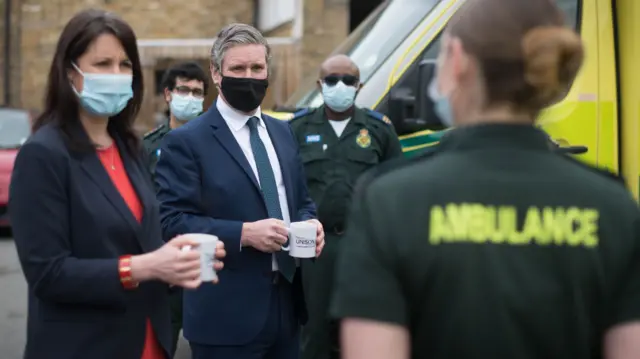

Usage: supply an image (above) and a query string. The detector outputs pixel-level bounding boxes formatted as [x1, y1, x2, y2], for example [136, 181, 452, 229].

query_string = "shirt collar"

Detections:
[438, 123, 552, 152]
[216, 96, 264, 132]
[328, 117, 351, 123]
[312, 105, 360, 124]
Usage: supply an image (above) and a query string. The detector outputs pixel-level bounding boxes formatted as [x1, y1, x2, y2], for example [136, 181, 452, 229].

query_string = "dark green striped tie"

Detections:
[247, 117, 296, 282]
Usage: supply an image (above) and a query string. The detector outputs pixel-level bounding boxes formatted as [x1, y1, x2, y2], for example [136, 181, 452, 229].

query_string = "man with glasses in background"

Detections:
[144, 61, 209, 182]
[142, 61, 208, 358]
[290, 54, 403, 359]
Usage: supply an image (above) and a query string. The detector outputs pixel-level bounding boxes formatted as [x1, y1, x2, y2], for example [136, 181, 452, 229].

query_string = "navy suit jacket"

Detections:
[155, 105, 316, 346]
[9, 123, 171, 359]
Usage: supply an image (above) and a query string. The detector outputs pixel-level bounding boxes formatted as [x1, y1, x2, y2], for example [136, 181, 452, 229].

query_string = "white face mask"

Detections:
[428, 77, 454, 127]
[72, 63, 133, 117]
[321, 81, 357, 113]
[169, 93, 204, 122]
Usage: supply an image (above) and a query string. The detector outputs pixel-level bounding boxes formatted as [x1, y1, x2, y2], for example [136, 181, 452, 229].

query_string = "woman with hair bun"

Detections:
[331, 0, 640, 358]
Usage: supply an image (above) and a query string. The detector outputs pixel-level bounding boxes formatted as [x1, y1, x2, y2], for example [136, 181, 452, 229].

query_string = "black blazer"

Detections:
[9, 123, 170, 359]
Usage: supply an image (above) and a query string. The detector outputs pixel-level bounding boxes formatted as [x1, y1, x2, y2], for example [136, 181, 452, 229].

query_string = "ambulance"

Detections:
[265, 0, 640, 199]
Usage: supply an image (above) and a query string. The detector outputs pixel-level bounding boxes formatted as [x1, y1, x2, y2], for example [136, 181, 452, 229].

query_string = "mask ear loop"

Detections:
[71, 63, 85, 76]
[428, 77, 441, 101]
[70, 63, 85, 95]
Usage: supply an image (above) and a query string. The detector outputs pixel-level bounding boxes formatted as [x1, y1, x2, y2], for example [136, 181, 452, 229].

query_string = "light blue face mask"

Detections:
[72, 63, 133, 117]
[321, 81, 357, 113]
[170, 93, 204, 122]
[428, 78, 454, 128]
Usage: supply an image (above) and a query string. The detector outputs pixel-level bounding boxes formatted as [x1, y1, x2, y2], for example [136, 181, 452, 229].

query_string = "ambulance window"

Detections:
[374, 35, 442, 132]
[557, 0, 580, 31]
[379, 0, 581, 135]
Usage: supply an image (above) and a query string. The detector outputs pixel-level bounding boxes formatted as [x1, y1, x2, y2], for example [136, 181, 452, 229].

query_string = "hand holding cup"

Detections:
[180, 234, 225, 285]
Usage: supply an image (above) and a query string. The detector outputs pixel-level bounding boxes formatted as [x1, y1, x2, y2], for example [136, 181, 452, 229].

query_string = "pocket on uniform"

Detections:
[346, 149, 380, 180]
[347, 149, 379, 165]
[300, 148, 328, 181]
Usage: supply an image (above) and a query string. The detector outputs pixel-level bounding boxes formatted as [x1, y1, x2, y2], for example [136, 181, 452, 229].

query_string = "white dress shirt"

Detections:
[217, 97, 291, 271]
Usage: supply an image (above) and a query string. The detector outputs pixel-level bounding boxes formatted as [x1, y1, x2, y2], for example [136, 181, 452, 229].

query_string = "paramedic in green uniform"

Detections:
[143, 61, 208, 179]
[331, 0, 640, 358]
[142, 61, 208, 358]
[290, 54, 403, 359]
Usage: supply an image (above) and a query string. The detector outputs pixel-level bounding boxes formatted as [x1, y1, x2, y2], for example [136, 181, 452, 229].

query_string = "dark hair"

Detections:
[447, 0, 584, 115]
[161, 62, 209, 95]
[33, 9, 143, 154]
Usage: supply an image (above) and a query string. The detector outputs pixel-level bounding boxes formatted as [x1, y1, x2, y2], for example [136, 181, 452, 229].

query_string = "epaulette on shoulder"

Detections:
[290, 108, 315, 122]
[143, 124, 166, 140]
[363, 108, 393, 125]
[559, 155, 626, 187]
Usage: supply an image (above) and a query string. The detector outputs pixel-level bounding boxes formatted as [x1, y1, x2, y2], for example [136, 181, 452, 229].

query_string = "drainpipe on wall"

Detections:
[3, 0, 11, 105]
[253, 0, 260, 29]
[292, 0, 303, 40]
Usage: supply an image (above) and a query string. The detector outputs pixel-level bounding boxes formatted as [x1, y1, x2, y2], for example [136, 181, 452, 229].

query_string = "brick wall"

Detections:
[0, 1, 4, 104]
[301, 0, 349, 80]
[12, 0, 348, 116]
[17, 0, 253, 111]
[0, 0, 22, 107]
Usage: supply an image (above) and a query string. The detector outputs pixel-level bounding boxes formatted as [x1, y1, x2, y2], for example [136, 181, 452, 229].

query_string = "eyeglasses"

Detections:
[174, 85, 205, 98]
[323, 74, 359, 87]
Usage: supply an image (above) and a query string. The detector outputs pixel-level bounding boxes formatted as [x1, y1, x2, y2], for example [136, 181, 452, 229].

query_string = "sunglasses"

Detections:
[323, 74, 359, 87]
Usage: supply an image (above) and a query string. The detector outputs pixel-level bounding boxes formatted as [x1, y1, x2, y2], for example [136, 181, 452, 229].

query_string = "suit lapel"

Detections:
[264, 116, 296, 220]
[116, 139, 159, 253]
[116, 138, 146, 216]
[208, 106, 261, 190]
[79, 145, 140, 236]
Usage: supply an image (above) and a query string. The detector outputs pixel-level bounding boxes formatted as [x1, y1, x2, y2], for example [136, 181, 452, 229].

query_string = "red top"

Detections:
[97, 144, 166, 359]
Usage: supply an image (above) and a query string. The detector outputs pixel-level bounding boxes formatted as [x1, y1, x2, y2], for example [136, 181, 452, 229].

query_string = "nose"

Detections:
[110, 64, 123, 74]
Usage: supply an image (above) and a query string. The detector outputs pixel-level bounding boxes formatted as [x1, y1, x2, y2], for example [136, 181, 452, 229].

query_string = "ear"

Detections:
[211, 65, 222, 88]
[357, 82, 364, 91]
[164, 88, 172, 103]
[67, 67, 83, 92]
[316, 78, 323, 91]
[449, 37, 470, 82]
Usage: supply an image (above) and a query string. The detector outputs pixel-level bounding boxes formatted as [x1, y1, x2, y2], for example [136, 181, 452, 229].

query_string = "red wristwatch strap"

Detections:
[118, 255, 139, 290]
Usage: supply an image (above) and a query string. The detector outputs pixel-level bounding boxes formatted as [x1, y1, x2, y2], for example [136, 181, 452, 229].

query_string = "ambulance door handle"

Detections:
[553, 143, 589, 154]
[556, 145, 588, 154]
[550, 138, 588, 155]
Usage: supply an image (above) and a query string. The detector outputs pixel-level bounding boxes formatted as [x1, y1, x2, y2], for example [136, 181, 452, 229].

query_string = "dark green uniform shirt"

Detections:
[290, 105, 403, 231]
[331, 124, 640, 359]
[142, 124, 171, 179]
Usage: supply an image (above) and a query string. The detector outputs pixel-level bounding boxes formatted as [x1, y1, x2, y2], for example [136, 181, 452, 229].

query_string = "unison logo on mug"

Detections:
[283, 221, 317, 258]
[295, 238, 315, 247]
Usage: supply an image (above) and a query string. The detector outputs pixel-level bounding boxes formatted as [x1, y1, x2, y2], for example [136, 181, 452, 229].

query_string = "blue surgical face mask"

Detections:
[321, 81, 357, 113]
[170, 93, 204, 122]
[72, 63, 133, 117]
[428, 78, 454, 127]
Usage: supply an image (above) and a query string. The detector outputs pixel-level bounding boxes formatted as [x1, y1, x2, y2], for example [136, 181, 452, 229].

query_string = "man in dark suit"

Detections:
[155, 23, 325, 359]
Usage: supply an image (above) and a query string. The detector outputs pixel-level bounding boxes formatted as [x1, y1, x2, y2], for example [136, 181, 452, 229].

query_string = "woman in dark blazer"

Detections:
[8, 9, 225, 359]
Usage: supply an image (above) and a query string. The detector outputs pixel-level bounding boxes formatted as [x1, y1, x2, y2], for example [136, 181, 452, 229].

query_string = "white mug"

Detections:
[282, 221, 317, 258]
[181, 233, 219, 281]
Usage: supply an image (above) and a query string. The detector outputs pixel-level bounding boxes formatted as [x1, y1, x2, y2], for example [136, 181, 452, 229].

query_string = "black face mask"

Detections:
[219, 76, 269, 113]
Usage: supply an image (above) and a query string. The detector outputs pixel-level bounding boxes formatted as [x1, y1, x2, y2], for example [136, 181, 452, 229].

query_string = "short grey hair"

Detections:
[210, 23, 272, 72]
